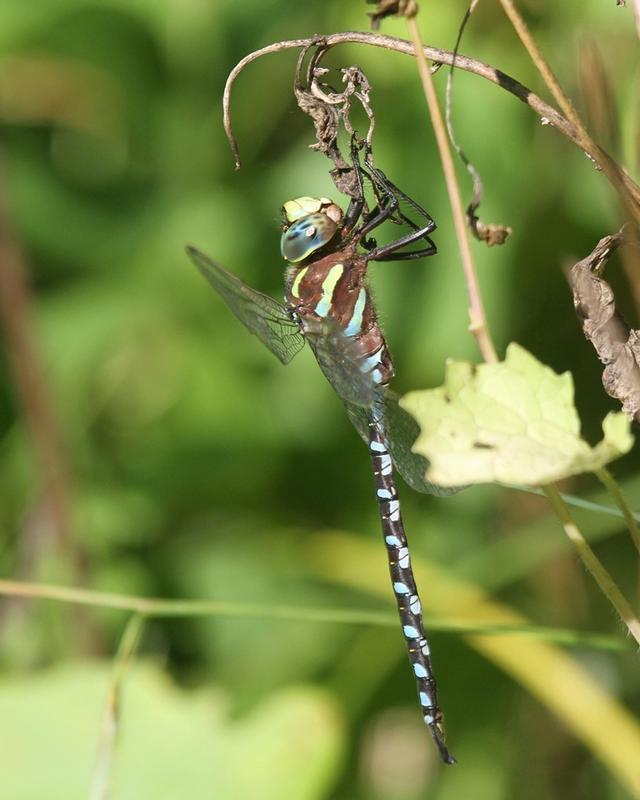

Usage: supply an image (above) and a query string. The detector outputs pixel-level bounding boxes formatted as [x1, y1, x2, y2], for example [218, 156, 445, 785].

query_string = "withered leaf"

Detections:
[569, 230, 640, 423]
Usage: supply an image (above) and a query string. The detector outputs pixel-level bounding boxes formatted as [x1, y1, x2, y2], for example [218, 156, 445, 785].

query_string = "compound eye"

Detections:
[280, 213, 338, 263]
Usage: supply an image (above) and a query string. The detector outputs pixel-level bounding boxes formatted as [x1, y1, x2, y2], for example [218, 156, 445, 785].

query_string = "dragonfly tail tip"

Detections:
[431, 725, 456, 765]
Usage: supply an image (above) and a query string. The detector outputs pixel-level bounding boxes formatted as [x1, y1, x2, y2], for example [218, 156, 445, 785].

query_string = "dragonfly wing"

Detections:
[346, 391, 463, 497]
[187, 245, 305, 365]
[304, 319, 378, 408]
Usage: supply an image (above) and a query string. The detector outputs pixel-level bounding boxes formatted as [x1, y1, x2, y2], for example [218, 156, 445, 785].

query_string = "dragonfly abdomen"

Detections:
[368, 410, 454, 764]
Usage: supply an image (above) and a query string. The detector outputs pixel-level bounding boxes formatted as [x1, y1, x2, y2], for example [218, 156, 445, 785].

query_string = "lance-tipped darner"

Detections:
[187, 150, 457, 764]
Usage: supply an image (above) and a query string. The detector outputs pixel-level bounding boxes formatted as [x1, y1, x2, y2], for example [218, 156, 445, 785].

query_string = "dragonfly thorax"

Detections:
[280, 196, 343, 264]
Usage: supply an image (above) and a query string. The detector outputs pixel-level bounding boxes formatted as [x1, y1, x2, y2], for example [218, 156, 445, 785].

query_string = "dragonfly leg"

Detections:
[342, 139, 377, 242]
[348, 143, 438, 262]
[367, 230, 437, 261]
[342, 195, 365, 237]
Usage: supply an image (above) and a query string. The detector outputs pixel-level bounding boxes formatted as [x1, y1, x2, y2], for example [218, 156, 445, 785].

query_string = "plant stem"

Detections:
[544, 484, 640, 646]
[497, 0, 583, 134]
[497, 0, 640, 229]
[90, 613, 145, 800]
[0, 578, 625, 649]
[0, 152, 79, 560]
[595, 467, 640, 556]
[406, 16, 498, 363]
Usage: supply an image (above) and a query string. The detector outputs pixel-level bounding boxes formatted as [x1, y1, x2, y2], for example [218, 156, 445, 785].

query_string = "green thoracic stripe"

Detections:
[290, 265, 309, 298]
[314, 263, 344, 318]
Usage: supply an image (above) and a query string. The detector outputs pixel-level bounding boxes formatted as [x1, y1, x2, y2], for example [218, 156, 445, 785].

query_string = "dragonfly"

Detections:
[187, 149, 457, 764]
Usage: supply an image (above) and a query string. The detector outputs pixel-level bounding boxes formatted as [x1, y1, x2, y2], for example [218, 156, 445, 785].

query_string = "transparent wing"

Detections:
[187, 245, 305, 365]
[304, 319, 378, 408]
[346, 391, 463, 497]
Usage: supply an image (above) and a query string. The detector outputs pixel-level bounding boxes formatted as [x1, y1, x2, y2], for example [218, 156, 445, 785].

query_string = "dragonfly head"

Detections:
[280, 196, 343, 263]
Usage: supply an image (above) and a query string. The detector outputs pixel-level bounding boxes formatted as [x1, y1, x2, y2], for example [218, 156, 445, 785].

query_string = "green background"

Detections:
[1, 1, 639, 798]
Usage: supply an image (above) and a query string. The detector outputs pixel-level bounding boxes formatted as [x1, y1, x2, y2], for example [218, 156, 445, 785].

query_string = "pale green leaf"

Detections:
[400, 343, 634, 486]
[0, 662, 344, 800]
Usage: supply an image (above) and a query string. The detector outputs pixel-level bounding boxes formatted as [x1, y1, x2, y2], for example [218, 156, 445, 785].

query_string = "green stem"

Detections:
[90, 614, 145, 800]
[543, 484, 640, 647]
[506, 483, 640, 522]
[0, 578, 401, 622]
[595, 467, 640, 555]
[0, 578, 625, 650]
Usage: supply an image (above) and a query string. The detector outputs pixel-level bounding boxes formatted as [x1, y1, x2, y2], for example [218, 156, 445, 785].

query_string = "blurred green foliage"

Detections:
[0, 1, 639, 798]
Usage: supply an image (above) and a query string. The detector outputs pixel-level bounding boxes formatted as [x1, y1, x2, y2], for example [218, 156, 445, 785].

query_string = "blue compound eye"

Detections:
[281, 213, 338, 263]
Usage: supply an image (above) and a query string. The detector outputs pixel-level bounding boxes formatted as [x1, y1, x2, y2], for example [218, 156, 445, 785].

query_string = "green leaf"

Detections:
[0, 662, 344, 800]
[400, 343, 634, 487]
